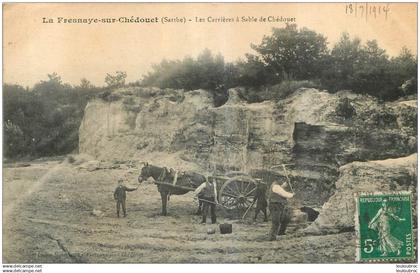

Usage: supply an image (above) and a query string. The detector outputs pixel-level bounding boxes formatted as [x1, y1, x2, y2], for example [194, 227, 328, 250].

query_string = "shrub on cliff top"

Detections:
[238, 80, 320, 103]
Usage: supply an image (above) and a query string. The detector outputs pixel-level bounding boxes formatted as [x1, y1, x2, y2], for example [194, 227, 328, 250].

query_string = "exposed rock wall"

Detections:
[287, 90, 417, 206]
[80, 87, 296, 173]
[176, 101, 292, 173]
[79, 89, 213, 162]
[304, 154, 417, 235]
[79, 87, 417, 207]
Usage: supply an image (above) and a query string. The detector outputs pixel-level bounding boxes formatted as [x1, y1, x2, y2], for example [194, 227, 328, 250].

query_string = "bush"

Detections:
[399, 78, 417, 96]
[98, 90, 122, 102]
[237, 80, 319, 103]
[133, 87, 164, 98]
[335, 97, 356, 120]
[271, 80, 320, 100]
[105, 71, 127, 88]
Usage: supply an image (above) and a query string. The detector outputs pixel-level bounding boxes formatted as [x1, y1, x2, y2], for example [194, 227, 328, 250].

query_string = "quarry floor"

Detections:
[3, 159, 356, 263]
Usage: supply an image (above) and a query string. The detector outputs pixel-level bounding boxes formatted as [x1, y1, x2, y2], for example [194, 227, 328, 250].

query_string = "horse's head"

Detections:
[138, 162, 151, 184]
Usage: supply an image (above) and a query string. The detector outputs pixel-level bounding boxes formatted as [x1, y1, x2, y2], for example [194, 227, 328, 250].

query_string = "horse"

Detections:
[138, 162, 206, 216]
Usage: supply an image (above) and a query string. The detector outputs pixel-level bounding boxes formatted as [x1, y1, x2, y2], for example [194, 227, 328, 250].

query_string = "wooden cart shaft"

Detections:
[153, 180, 196, 191]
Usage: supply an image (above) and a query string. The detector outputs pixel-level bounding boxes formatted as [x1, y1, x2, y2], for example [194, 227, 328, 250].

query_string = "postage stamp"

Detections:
[355, 192, 415, 262]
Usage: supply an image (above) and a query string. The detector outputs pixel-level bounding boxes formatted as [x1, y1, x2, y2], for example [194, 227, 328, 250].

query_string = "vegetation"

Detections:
[250, 24, 329, 83]
[141, 24, 417, 102]
[3, 74, 104, 159]
[322, 35, 417, 100]
[105, 71, 127, 88]
[237, 80, 320, 103]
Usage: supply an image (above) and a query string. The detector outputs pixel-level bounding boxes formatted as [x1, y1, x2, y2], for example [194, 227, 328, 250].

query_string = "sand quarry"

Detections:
[3, 157, 355, 263]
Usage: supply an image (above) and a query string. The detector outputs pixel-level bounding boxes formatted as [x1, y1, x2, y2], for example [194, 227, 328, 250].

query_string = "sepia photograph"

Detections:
[2, 2, 418, 268]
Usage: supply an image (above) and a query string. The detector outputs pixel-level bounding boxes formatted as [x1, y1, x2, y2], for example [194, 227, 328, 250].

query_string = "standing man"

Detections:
[268, 180, 294, 241]
[253, 179, 268, 222]
[114, 178, 139, 218]
[194, 177, 218, 224]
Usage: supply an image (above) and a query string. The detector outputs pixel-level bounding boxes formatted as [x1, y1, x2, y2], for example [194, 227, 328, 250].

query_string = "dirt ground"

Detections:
[3, 159, 356, 263]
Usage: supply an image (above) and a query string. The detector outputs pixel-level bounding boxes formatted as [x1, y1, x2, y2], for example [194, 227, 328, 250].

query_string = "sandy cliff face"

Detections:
[304, 154, 417, 235]
[79, 88, 336, 173]
[79, 87, 417, 208]
[287, 90, 417, 206]
[79, 87, 295, 171]
[79, 89, 213, 164]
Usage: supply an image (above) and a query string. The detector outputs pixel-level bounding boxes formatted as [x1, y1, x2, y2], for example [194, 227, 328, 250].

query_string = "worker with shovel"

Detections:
[194, 176, 218, 224]
[268, 179, 294, 241]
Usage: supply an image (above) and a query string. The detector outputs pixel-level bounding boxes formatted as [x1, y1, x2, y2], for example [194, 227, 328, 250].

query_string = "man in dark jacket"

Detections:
[253, 179, 268, 222]
[114, 178, 138, 218]
[194, 177, 218, 224]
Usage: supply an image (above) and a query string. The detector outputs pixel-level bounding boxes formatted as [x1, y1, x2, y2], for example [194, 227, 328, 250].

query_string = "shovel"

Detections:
[242, 199, 256, 220]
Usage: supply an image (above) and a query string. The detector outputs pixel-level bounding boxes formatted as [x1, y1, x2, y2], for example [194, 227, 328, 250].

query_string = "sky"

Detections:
[3, 3, 417, 87]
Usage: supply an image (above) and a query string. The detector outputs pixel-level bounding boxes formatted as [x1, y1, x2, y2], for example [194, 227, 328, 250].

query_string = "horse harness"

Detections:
[156, 167, 185, 201]
[157, 167, 180, 185]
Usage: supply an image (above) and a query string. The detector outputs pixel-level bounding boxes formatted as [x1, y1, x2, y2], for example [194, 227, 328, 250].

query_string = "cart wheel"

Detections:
[218, 176, 257, 211]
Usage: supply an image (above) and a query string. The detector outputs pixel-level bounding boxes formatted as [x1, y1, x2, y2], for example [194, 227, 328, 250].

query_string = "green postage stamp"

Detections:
[355, 192, 415, 262]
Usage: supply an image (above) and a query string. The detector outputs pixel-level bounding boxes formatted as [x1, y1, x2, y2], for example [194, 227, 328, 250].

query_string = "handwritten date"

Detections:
[346, 3, 390, 21]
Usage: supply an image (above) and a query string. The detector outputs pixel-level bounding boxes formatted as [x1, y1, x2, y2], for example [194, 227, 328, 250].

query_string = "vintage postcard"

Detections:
[2, 2, 417, 268]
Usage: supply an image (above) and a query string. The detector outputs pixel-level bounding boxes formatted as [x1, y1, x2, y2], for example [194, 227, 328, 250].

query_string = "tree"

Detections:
[138, 25, 416, 102]
[141, 49, 228, 91]
[3, 73, 105, 158]
[195, 49, 225, 90]
[391, 47, 417, 77]
[321, 33, 363, 92]
[4, 120, 25, 157]
[3, 83, 45, 157]
[390, 47, 417, 97]
[105, 71, 127, 88]
[79, 78, 94, 89]
[322, 33, 417, 100]
[234, 54, 273, 87]
[351, 39, 391, 99]
[33, 73, 65, 95]
[250, 24, 329, 82]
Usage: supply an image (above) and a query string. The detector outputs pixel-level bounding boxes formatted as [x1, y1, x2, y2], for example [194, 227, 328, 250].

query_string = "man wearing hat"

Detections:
[113, 178, 139, 218]
[253, 178, 268, 222]
[268, 180, 294, 240]
[194, 176, 218, 224]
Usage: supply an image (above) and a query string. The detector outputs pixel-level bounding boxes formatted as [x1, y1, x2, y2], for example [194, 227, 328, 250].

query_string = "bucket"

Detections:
[219, 223, 232, 234]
